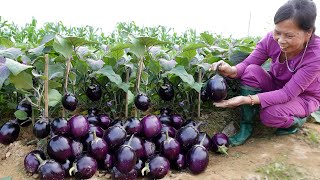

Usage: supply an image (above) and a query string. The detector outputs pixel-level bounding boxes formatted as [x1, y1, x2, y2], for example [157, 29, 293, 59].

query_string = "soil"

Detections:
[1, 109, 320, 180]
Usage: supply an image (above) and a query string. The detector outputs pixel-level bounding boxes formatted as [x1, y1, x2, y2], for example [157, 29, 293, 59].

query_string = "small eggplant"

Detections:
[69, 154, 97, 179]
[24, 150, 46, 174]
[187, 134, 209, 174]
[141, 115, 162, 139]
[141, 155, 170, 179]
[88, 130, 108, 161]
[0, 120, 20, 145]
[134, 93, 151, 111]
[68, 115, 89, 138]
[211, 132, 229, 155]
[33, 119, 50, 139]
[115, 135, 137, 174]
[161, 130, 181, 161]
[47, 135, 72, 163]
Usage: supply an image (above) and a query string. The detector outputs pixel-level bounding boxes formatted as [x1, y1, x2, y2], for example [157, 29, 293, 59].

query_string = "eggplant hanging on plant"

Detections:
[33, 119, 50, 139]
[62, 93, 78, 111]
[206, 64, 228, 102]
[158, 78, 174, 101]
[134, 93, 151, 111]
[86, 83, 102, 101]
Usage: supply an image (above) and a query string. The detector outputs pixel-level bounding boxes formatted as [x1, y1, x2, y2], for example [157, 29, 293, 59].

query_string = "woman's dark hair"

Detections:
[274, 0, 317, 32]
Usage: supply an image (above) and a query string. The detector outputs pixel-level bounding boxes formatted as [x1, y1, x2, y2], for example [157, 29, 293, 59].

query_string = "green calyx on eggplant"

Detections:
[206, 69, 228, 102]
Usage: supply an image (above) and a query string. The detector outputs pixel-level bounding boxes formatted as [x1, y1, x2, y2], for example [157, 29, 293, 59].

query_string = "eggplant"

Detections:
[158, 113, 172, 125]
[47, 135, 72, 163]
[88, 130, 108, 161]
[87, 112, 100, 125]
[111, 166, 138, 180]
[99, 114, 112, 129]
[141, 155, 170, 179]
[24, 150, 46, 174]
[68, 115, 89, 138]
[161, 130, 181, 161]
[70, 140, 83, 160]
[176, 122, 203, 150]
[125, 117, 142, 135]
[103, 124, 127, 150]
[196, 132, 212, 151]
[141, 115, 162, 139]
[172, 153, 186, 170]
[134, 93, 151, 111]
[51, 117, 70, 136]
[161, 124, 176, 138]
[170, 114, 184, 129]
[88, 107, 99, 115]
[159, 107, 172, 115]
[187, 134, 209, 174]
[206, 73, 228, 102]
[143, 140, 156, 160]
[34, 154, 65, 180]
[0, 120, 20, 145]
[86, 83, 102, 101]
[69, 154, 97, 179]
[124, 135, 145, 159]
[62, 93, 78, 111]
[158, 83, 174, 101]
[200, 86, 210, 102]
[211, 132, 229, 155]
[88, 124, 104, 138]
[33, 119, 50, 139]
[103, 153, 114, 171]
[115, 135, 137, 174]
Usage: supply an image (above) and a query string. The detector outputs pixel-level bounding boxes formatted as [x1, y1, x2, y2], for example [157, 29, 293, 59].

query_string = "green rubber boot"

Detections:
[275, 117, 307, 135]
[229, 85, 261, 146]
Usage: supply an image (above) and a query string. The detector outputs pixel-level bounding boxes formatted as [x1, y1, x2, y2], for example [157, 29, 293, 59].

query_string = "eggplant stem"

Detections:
[33, 153, 45, 165]
[69, 162, 77, 176]
[200, 133, 207, 147]
[141, 162, 150, 176]
[127, 134, 134, 146]
[217, 144, 229, 155]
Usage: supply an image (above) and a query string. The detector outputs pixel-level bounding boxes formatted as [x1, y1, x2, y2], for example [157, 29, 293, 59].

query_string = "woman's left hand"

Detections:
[213, 96, 247, 108]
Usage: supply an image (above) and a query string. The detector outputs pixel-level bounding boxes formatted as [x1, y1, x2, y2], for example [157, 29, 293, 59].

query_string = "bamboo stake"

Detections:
[44, 54, 49, 119]
[197, 67, 202, 119]
[125, 68, 130, 118]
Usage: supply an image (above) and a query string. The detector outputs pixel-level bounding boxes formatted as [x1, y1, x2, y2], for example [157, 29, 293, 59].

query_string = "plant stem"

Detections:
[125, 68, 129, 118]
[197, 67, 202, 119]
[63, 56, 72, 118]
[44, 54, 49, 120]
[135, 57, 144, 117]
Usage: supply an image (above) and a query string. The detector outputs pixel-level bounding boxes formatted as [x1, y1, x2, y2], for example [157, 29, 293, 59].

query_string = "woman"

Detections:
[211, 0, 320, 146]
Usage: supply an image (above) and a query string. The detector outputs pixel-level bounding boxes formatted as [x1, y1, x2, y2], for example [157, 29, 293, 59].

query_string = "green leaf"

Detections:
[9, 71, 33, 90]
[65, 36, 98, 47]
[49, 80, 62, 89]
[310, 110, 320, 123]
[29, 44, 45, 56]
[110, 43, 131, 61]
[117, 82, 130, 92]
[200, 32, 214, 45]
[127, 90, 134, 105]
[190, 82, 202, 92]
[130, 38, 145, 58]
[197, 63, 212, 71]
[53, 35, 73, 58]
[181, 43, 206, 60]
[5, 58, 33, 76]
[136, 37, 171, 48]
[0, 48, 22, 59]
[48, 89, 62, 107]
[0, 37, 14, 48]
[86, 59, 105, 70]
[49, 64, 64, 80]
[14, 110, 28, 120]
[166, 65, 194, 85]
[93, 65, 122, 85]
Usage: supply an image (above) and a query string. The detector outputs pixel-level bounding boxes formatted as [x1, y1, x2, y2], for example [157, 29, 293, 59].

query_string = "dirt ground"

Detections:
[1, 110, 320, 180]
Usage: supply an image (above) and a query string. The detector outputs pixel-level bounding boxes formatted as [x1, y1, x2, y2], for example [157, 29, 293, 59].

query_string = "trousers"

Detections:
[240, 64, 312, 128]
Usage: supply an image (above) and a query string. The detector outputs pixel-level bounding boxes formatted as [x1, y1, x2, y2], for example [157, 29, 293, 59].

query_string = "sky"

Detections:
[1, 0, 320, 38]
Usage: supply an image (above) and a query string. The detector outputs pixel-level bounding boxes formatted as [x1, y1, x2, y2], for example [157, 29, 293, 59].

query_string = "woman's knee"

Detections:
[259, 107, 289, 128]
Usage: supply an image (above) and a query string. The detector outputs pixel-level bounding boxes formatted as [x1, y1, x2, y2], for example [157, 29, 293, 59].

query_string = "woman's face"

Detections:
[273, 19, 311, 57]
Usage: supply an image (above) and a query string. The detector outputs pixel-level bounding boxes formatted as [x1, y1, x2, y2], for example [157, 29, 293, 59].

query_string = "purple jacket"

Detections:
[235, 32, 320, 111]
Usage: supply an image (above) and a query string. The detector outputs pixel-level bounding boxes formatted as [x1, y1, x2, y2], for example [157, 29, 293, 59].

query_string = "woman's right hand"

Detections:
[210, 60, 237, 78]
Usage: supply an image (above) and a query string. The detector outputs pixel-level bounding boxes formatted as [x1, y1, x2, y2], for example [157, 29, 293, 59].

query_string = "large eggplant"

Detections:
[206, 72, 228, 102]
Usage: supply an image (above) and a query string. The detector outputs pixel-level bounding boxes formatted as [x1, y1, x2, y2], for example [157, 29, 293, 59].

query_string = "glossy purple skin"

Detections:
[89, 135, 108, 161]
[51, 118, 70, 136]
[143, 140, 156, 159]
[155, 133, 167, 150]
[134, 94, 150, 111]
[161, 124, 176, 138]
[68, 115, 89, 138]
[170, 114, 184, 129]
[99, 114, 111, 129]
[33, 119, 50, 139]
[47, 135, 72, 163]
[103, 125, 127, 150]
[176, 125, 199, 150]
[86, 83, 102, 101]
[172, 153, 186, 170]
[61, 159, 72, 177]
[62, 93, 78, 111]
[38, 160, 65, 180]
[187, 145, 209, 174]
[206, 74, 228, 102]
[74, 155, 97, 179]
[124, 135, 144, 159]
[0, 121, 20, 145]
[111, 166, 138, 180]
[88, 124, 104, 137]
[161, 136, 181, 161]
[196, 132, 212, 151]
[87, 113, 100, 125]
[70, 140, 83, 159]
[115, 145, 137, 174]
[158, 83, 174, 101]
[211, 132, 230, 153]
[125, 117, 142, 135]
[24, 150, 46, 174]
[159, 113, 172, 125]
[103, 153, 114, 171]
[141, 115, 161, 139]
[148, 156, 170, 179]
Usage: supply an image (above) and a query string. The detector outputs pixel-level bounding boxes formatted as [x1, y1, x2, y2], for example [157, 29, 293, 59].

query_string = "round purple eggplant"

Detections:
[115, 139, 137, 174]
[159, 113, 172, 125]
[88, 124, 104, 138]
[87, 113, 100, 125]
[141, 155, 170, 179]
[68, 115, 89, 138]
[0, 120, 20, 145]
[200, 86, 210, 102]
[24, 150, 46, 174]
[99, 114, 112, 129]
[196, 132, 212, 151]
[143, 140, 156, 159]
[141, 115, 161, 139]
[161, 124, 176, 138]
[103, 125, 127, 150]
[70, 140, 83, 159]
[34, 154, 65, 180]
[125, 117, 142, 135]
[51, 117, 70, 136]
[86, 83, 102, 101]
[158, 83, 174, 101]
[172, 153, 186, 170]
[69, 154, 97, 179]
[88, 130, 108, 161]
[111, 166, 138, 180]
[103, 153, 114, 171]
[47, 135, 72, 163]
[170, 114, 184, 129]
[176, 122, 203, 150]
[134, 93, 150, 111]
[211, 132, 229, 155]
[62, 93, 78, 111]
[33, 119, 50, 139]
[187, 134, 209, 174]
[206, 73, 228, 102]
[124, 135, 145, 159]
[161, 131, 181, 161]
